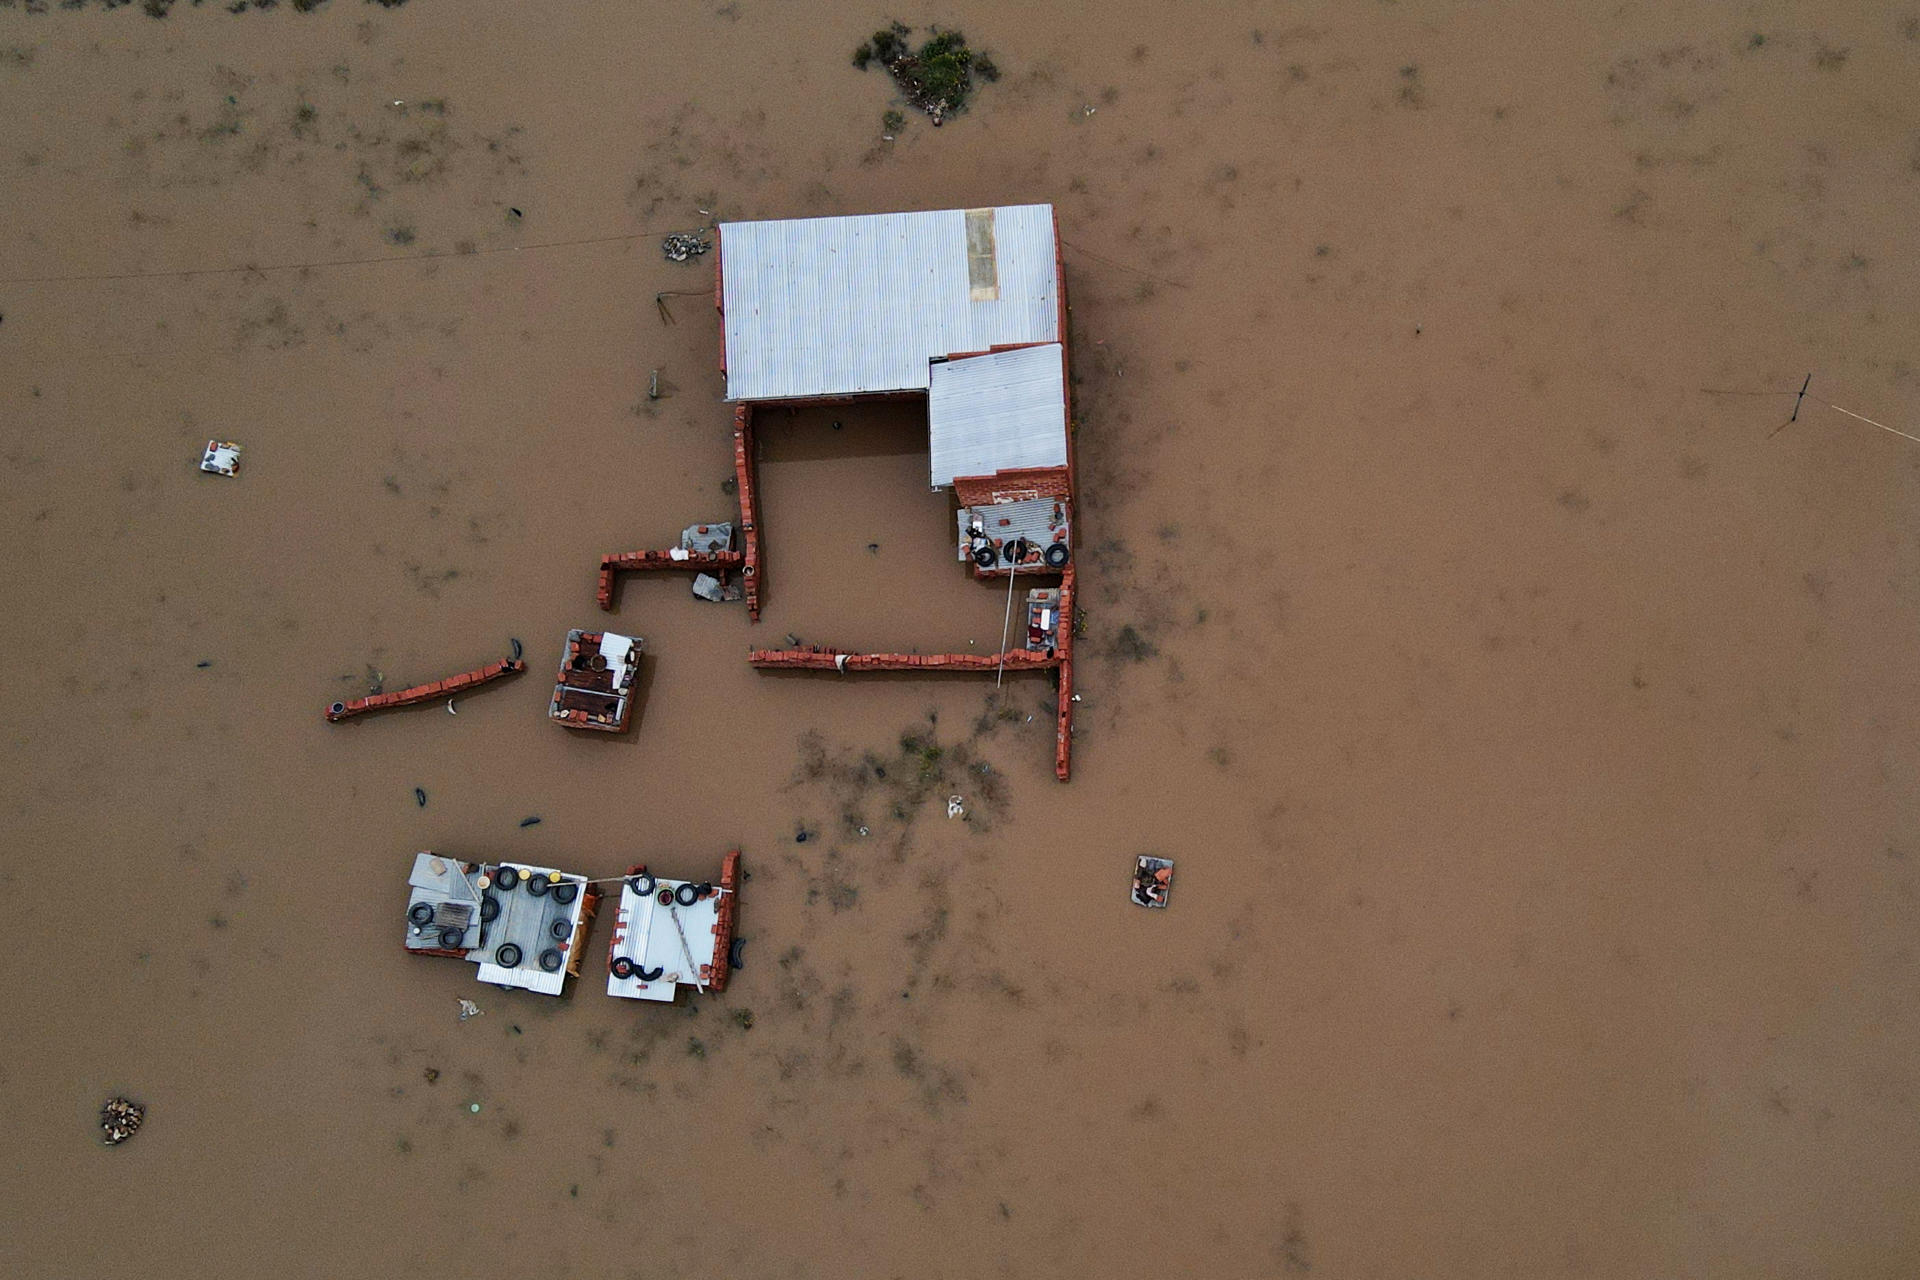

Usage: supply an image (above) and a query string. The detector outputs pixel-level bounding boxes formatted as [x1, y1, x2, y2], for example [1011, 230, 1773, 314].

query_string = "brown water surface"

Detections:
[4, 1, 1919, 1275]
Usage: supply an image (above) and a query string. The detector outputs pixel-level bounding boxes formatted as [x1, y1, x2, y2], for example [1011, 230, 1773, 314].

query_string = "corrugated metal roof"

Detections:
[404, 852, 487, 952]
[720, 204, 1058, 401]
[470, 864, 587, 996]
[927, 343, 1068, 488]
[606, 878, 720, 1002]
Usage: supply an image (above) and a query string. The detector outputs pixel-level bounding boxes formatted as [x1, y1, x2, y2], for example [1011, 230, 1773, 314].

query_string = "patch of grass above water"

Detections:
[852, 22, 998, 125]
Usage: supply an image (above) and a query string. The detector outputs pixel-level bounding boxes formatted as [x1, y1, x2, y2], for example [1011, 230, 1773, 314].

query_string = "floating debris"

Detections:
[100, 1096, 145, 1146]
[198, 440, 242, 477]
[414, 787, 428, 808]
[509, 637, 523, 662]
[519, 815, 542, 828]
[729, 935, 748, 970]
[947, 794, 966, 819]
[661, 231, 710, 262]
[1132, 856, 1174, 909]
[195, 660, 212, 669]
[457, 998, 484, 1021]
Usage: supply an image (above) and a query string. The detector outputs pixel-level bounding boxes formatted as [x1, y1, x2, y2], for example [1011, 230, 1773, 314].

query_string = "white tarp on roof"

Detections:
[720, 204, 1059, 402]
[927, 343, 1068, 488]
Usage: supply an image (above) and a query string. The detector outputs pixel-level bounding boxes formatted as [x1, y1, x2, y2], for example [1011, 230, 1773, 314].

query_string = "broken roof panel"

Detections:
[927, 343, 1069, 489]
[720, 204, 1059, 402]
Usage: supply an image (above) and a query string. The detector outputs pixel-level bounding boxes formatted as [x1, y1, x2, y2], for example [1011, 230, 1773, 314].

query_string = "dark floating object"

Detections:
[414, 787, 428, 808]
[101, 1096, 145, 1146]
[519, 816, 542, 828]
[794, 829, 809, 844]
[508, 207, 523, 219]
[195, 660, 212, 669]
[729, 936, 747, 971]
[509, 637, 523, 662]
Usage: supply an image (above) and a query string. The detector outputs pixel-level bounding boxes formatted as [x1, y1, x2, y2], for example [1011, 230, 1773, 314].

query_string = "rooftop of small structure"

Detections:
[927, 342, 1068, 489]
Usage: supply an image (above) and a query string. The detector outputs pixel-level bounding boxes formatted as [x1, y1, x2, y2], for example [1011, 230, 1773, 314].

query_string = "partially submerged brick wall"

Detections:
[326, 658, 525, 722]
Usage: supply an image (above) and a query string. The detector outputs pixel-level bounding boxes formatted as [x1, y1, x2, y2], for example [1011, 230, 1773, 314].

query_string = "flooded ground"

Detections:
[4, 1, 1919, 1275]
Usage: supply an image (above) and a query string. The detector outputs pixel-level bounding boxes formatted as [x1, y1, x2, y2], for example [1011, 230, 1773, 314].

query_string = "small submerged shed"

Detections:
[471, 863, 597, 996]
[606, 850, 740, 1003]
[404, 853, 488, 956]
[549, 629, 643, 732]
[399, 856, 599, 997]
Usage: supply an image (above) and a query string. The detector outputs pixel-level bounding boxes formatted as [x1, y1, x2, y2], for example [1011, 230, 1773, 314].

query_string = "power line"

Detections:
[0, 224, 707, 287]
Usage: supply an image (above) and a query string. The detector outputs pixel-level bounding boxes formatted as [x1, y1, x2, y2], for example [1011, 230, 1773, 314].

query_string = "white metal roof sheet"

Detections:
[470, 864, 588, 997]
[606, 877, 721, 1002]
[927, 343, 1068, 488]
[720, 204, 1059, 401]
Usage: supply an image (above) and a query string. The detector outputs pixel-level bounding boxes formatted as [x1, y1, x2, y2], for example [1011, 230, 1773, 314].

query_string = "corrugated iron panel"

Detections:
[927, 343, 1068, 488]
[720, 205, 1058, 402]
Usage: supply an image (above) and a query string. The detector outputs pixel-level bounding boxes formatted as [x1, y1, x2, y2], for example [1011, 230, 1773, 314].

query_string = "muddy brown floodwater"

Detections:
[4, 1, 1919, 1276]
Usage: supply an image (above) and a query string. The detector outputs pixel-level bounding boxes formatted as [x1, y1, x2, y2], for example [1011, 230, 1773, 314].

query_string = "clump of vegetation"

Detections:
[881, 108, 905, 134]
[852, 21, 999, 125]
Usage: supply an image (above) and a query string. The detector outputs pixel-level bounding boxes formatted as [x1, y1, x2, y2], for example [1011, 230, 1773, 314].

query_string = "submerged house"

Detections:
[716, 203, 1075, 577]
[713, 203, 1081, 781]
